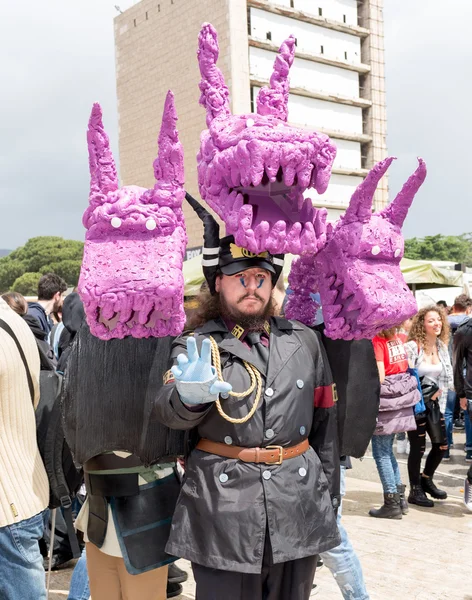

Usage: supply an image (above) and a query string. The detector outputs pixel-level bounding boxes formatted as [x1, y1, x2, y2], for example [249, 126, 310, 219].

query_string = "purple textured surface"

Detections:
[78, 91, 187, 340]
[196, 23, 336, 255]
[286, 158, 427, 339]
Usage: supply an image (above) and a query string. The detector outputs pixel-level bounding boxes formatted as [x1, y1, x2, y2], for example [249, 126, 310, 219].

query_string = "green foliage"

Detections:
[404, 233, 472, 266]
[11, 273, 44, 296]
[0, 237, 84, 294]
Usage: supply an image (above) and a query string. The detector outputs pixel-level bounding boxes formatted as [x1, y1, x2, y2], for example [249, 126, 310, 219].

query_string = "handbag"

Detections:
[419, 376, 443, 443]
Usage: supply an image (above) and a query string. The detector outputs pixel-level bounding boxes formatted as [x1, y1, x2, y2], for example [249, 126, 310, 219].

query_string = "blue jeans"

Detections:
[465, 409, 472, 450]
[320, 467, 370, 600]
[371, 434, 402, 494]
[68, 547, 90, 600]
[444, 390, 456, 447]
[0, 510, 47, 600]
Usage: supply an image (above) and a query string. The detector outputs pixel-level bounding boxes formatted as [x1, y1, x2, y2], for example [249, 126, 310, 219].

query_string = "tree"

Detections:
[404, 233, 472, 266]
[0, 237, 84, 293]
[11, 273, 43, 296]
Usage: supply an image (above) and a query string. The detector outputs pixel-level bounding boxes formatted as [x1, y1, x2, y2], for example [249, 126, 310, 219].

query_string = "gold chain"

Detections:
[209, 336, 262, 424]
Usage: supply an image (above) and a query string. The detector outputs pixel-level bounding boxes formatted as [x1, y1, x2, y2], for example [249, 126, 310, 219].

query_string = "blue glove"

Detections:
[171, 337, 232, 405]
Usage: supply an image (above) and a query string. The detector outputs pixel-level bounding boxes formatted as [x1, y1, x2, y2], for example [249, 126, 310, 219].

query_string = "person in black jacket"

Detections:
[452, 319, 472, 509]
[154, 235, 340, 600]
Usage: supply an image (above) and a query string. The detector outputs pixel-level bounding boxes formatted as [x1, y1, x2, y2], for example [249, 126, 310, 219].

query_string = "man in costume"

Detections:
[153, 196, 341, 599]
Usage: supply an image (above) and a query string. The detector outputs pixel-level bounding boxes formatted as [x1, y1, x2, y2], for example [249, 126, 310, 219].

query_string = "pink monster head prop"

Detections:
[197, 23, 335, 256]
[78, 91, 187, 340]
[286, 157, 427, 339]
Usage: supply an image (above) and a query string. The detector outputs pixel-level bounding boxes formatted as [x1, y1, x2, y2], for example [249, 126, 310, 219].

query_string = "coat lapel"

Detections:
[218, 335, 268, 376]
[265, 318, 302, 388]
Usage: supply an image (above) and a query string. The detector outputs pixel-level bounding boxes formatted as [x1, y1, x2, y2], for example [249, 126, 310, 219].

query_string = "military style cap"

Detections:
[186, 193, 284, 294]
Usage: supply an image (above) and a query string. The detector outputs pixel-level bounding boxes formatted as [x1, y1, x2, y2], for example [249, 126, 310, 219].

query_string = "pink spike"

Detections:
[87, 103, 118, 198]
[381, 158, 427, 227]
[256, 36, 296, 122]
[153, 90, 184, 186]
[197, 23, 231, 127]
[344, 157, 396, 224]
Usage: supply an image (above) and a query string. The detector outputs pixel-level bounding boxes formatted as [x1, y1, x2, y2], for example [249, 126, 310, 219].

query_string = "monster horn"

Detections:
[153, 90, 184, 186]
[343, 156, 395, 224]
[197, 23, 231, 128]
[87, 103, 119, 198]
[381, 158, 426, 227]
[256, 35, 296, 122]
[185, 192, 220, 293]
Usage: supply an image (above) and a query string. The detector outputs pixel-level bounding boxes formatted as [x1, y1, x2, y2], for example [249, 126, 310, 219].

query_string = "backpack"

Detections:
[0, 318, 83, 557]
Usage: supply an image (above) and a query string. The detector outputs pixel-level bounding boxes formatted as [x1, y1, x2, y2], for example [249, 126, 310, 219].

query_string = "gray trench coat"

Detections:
[153, 317, 340, 574]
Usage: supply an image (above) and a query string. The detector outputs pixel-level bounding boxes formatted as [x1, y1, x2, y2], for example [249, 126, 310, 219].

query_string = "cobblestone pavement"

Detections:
[49, 432, 471, 599]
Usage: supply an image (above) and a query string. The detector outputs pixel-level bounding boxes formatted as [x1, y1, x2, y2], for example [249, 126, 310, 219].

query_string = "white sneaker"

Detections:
[396, 438, 408, 454]
[464, 478, 472, 512]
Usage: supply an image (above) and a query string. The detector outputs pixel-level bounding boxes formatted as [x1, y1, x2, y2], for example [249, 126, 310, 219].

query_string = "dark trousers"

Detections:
[407, 415, 447, 486]
[192, 534, 317, 600]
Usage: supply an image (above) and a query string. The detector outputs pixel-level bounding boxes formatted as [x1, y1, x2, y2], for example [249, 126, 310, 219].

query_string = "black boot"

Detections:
[168, 562, 188, 584]
[369, 493, 402, 519]
[421, 475, 447, 500]
[397, 484, 409, 515]
[167, 582, 183, 598]
[408, 484, 434, 507]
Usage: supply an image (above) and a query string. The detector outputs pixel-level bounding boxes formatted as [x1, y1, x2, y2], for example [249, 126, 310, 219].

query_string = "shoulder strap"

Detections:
[0, 318, 35, 404]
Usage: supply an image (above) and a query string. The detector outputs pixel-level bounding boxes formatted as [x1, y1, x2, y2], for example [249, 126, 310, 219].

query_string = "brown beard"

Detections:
[186, 289, 275, 331]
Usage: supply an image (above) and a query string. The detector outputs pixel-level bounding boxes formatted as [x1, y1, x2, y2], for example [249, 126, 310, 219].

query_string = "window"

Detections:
[343, 14, 346, 23]
[266, 31, 272, 41]
[290, 0, 294, 7]
[133, 18, 137, 27]
[294, 37, 298, 46]
[318, 7, 322, 16]
[320, 45, 324, 54]
[145, 11, 148, 20]
[344, 51, 348, 60]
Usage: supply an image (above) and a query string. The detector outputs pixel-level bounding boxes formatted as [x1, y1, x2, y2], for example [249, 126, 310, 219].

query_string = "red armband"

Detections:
[314, 383, 337, 408]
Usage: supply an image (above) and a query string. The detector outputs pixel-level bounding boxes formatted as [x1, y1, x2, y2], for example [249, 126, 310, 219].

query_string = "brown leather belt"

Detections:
[196, 438, 309, 465]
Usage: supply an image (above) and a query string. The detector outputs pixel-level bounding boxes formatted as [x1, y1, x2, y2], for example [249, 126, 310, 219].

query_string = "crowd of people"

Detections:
[1, 271, 471, 600]
[369, 294, 472, 518]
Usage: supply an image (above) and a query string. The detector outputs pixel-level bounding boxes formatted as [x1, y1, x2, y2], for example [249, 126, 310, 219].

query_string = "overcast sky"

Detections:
[1, 0, 470, 250]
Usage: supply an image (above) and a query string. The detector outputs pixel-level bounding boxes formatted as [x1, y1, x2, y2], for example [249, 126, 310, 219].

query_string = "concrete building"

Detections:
[115, 0, 387, 252]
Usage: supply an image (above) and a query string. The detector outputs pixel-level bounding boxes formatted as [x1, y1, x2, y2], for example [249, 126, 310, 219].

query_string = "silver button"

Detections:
[265, 387, 274, 397]
[224, 436, 233, 445]
[298, 467, 307, 477]
[299, 426, 306, 436]
[296, 379, 304, 389]
[265, 429, 275, 439]
[219, 473, 229, 483]
[262, 470, 272, 480]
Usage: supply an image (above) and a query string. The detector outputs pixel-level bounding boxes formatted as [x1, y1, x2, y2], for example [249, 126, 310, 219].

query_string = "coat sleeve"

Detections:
[453, 328, 467, 398]
[152, 333, 213, 431]
[306, 329, 341, 511]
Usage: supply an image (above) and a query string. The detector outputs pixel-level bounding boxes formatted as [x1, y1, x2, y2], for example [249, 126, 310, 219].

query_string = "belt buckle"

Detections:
[265, 445, 284, 465]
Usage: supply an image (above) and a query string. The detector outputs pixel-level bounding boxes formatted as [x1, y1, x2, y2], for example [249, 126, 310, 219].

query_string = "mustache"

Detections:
[237, 292, 264, 304]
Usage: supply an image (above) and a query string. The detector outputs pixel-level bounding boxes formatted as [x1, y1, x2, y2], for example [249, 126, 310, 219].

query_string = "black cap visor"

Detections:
[219, 258, 276, 276]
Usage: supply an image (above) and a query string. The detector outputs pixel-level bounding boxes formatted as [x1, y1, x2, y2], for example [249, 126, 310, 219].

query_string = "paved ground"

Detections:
[49, 432, 471, 600]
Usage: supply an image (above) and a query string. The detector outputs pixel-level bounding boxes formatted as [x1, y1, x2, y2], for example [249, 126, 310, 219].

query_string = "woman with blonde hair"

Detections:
[370, 327, 420, 518]
[405, 306, 453, 507]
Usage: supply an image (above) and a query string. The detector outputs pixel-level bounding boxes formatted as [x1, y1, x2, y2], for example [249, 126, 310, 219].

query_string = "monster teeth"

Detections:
[226, 192, 244, 232]
[283, 166, 297, 187]
[297, 162, 313, 189]
[264, 152, 280, 182]
[300, 222, 316, 254]
[254, 221, 270, 249]
[286, 222, 302, 255]
[266, 220, 287, 254]
[251, 163, 265, 187]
